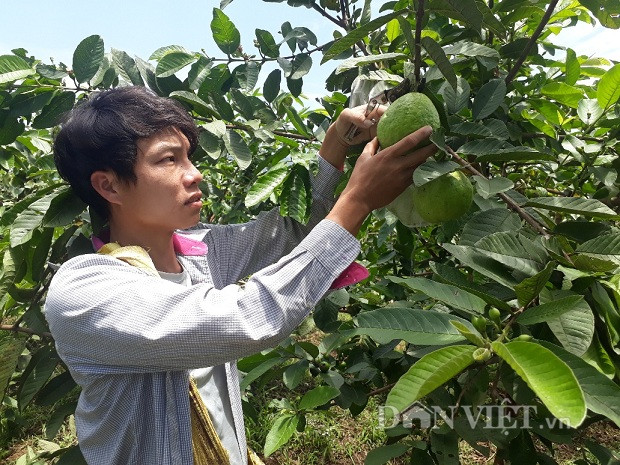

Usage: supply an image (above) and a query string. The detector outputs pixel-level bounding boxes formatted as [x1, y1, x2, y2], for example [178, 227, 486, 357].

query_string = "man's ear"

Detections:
[91, 171, 123, 206]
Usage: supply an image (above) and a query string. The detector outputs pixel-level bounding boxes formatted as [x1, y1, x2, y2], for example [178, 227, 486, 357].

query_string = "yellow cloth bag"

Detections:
[98, 243, 264, 465]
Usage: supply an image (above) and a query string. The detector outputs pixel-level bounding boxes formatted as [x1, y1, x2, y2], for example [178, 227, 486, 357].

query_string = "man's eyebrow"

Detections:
[150, 141, 186, 156]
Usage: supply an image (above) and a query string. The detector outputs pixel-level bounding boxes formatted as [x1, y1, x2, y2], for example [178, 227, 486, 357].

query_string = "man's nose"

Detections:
[185, 162, 203, 185]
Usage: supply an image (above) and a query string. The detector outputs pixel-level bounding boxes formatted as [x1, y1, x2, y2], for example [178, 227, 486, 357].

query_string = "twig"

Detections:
[447, 147, 551, 238]
[368, 382, 396, 397]
[0, 324, 52, 339]
[312, 2, 347, 29]
[505, 0, 560, 85]
[413, 0, 425, 87]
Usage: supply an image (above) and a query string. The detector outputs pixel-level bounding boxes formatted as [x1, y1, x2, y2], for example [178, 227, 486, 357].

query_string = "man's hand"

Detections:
[319, 104, 385, 170]
[326, 126, 438, 236]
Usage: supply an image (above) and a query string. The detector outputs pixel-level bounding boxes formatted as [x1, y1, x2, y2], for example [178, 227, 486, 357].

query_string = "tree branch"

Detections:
[0, 324, 52, 339]
[312, 3, 347, 29]
[446, 147, 551, 238]
[505, 0, 560, 85]
[413, 0, 425, 87]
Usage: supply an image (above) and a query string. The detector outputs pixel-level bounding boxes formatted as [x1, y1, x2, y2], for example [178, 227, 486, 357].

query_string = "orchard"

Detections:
[1, 1, 620, 464]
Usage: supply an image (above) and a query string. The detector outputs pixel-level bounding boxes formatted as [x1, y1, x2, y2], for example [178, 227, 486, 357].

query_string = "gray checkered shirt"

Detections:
[44, 156, 360, 465]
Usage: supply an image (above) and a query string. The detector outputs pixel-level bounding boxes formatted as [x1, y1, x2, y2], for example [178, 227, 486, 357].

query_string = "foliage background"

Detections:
[1, 0, 620, 464]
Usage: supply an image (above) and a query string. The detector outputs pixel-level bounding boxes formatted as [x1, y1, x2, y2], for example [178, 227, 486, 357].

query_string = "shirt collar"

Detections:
[91, 229, 208, 256]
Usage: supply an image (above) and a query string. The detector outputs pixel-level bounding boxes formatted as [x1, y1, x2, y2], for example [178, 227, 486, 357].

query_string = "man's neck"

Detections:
[108, 219, 181, 273]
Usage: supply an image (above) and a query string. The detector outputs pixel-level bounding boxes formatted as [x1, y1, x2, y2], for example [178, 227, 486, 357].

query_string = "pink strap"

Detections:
[329, 262, 369, 290]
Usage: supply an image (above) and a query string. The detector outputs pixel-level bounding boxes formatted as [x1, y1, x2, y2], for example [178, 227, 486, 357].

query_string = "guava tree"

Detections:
[1, 0, 620, 464]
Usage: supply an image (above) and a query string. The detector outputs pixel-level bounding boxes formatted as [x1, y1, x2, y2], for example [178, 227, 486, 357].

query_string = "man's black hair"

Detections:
[53, 86, 199, 220]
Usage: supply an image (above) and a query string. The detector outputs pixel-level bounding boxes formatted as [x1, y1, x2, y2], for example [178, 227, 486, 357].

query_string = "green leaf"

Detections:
[500, 38, 533, 59]
[0, 334, 26, 403]
[240, 357, 287, 391]
[55, 445, 86, 465]
[149, 45, 190, 61]
[255, 29, 280, 58]
[442, 243, 520, 288]
[245, 166, 289, 207]
[412, 160, 460, 187]
[111, 49, 144, 86]
[514, 261, 555, 307]
[580, 0, 620, 29]
[388, 276, 486, 315]
[42, 187, 86, 228]
[279, 166, 310, 224]
[564, 48, 580, 86]
[430, 262, 513, 311]
[169, 91, 215, 118]
[335, 53, 406, 75]
[450, 321, 486, 346]
[285, 106, 311, 137]
[526, 197, 620, 219]
[208, 92, 235, 122]
[472, 79, 506, 119]
[443, 41, 499, 59]
[519, 295, 595, 356]
[365, 444, 410, 465]
[0, 55, 35, 84]
[32, 92, 75, 129]
[440, 76, 470, 114]
[155, 52, 196, 78]
[0, 184, 61, 228]
[541, 82, 584, 109]
[223, 130, 251, 170]
[477, 147, 554, 163]
[18, 346, 60, 410]
[188, 56, 213, 90]
[491, 341, 586, 427]
[474, 232, 548, 276]
[10, 192, 57, 247]
[473, 176, 514, 199]
[35, 371, 77, 407]
[476, 0, 507, 37]
[352, 307, 470, 345]
[211, 8, 241, 55]
[421, 37, 457, 91]
[321, 10, 406, 64]
[283, 360, 309, 390]
[577, 98, 603, 125]
[72, 35, 104, 83]
[428, 0, 483, 32]
[31, 227, 54, 282]
[263, 69, 281, 103]
[0, 112, 24, 145]
[577, 233, 620, 258]
[542, 342, 620, 428]
[298, 385, 340, 410]
[386, 345, 476, 414]
[264, 413, 301, 457]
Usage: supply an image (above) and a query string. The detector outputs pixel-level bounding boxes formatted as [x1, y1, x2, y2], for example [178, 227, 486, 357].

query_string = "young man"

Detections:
[44, 86, 436, 464]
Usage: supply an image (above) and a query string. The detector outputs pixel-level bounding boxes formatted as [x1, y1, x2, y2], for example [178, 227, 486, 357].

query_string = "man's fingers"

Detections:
[401, 142, 439, 169]
[361, 137, 379, 157]
[385, 125, 434, 158]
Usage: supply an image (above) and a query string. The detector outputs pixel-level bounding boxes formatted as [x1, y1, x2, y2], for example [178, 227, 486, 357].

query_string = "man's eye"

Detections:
[160, 156, 175, 163]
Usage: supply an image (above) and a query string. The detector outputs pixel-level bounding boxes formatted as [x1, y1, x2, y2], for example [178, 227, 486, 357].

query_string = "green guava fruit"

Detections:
[412, 171, 474, 223]
[376, 92, 441, 149]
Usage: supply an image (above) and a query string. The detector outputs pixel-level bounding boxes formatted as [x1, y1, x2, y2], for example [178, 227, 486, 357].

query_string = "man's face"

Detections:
[115, 127, 203, 233]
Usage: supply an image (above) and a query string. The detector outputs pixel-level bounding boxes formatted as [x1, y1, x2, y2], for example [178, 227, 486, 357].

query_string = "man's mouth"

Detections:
[185, 193, 202, 205]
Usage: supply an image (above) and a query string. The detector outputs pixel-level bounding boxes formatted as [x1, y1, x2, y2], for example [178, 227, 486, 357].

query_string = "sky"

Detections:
[1, 1, 618, 100]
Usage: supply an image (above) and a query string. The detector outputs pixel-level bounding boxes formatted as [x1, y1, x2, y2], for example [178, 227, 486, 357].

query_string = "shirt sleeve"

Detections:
[44, 219, 359, 375]
[199, 154, 343, 285]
